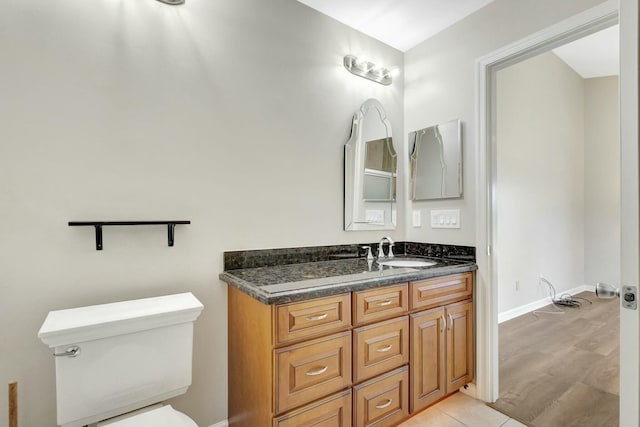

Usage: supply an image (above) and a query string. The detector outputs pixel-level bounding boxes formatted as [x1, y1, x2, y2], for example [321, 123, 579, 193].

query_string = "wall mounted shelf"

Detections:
[68, 220, 191, 251]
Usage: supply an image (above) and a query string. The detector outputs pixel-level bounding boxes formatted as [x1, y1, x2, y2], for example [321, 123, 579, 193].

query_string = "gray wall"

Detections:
[404, 0, 607, 245]
[0, 1, 403, 425]
[584, 76, 620, 287]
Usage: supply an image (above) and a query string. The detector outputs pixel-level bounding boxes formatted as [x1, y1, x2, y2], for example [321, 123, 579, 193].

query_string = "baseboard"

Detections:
[209, 420, 229, 427]
[498, 285, 594, 323]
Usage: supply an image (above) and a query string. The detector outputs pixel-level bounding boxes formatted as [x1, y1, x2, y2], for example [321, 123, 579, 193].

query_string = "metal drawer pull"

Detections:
[306, 365, 329, 376]
[448, 313, 453, 330]
[376, 344, 393, 353]
[305, 313, 328, 321]
[376, 300, 393, 307]
[440, 315, 446, 332]
[375, 398, 393, 409]
[53, 346, 81, 358]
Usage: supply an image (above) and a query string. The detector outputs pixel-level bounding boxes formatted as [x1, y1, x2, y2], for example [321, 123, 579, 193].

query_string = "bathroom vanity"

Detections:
[220, 243, 476, 427]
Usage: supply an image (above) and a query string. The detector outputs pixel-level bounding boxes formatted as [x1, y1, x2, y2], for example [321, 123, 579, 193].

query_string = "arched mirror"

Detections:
[344, 99, 397, 231]
[409, 119, 462, 200]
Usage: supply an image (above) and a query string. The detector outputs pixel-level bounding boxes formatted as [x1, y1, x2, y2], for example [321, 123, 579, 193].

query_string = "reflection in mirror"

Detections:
[409, 119, 462, 200]
[345, 99, 397, 231]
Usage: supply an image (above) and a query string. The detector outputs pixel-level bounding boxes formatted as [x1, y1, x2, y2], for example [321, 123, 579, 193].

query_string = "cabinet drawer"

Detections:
[273, 389, 352, 427]
[274, 294, 351, 345]
[274, 331, 352, 414]
[353, 316, 409, 383]
[410, 273, 472, 311]
[353, 284, 408, 326]
[353, 366, 409, 427]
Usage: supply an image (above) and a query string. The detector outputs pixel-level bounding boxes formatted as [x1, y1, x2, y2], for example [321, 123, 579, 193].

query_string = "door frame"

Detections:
[474, 0, 629, 413]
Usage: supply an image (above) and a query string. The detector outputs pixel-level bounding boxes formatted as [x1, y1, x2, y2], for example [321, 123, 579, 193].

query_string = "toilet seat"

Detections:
[97, 405, 198, 427]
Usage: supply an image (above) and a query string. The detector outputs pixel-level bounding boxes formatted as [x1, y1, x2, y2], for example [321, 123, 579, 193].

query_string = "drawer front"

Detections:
[353, 284, 408, 326]
[353, 316, 409, 383]
[275, 294, 351, 345]
[410, 273, 473, 311]
[353, 366, 409, 427]
[273, 390, 352, 427]
[274, 331, 352, 414]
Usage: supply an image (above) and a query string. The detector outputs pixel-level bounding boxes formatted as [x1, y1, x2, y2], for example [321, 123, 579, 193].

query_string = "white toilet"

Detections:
[38, 292, 204, 427]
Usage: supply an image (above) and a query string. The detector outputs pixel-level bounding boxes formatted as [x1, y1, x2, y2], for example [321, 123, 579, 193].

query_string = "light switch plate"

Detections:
[430, 209, 460, 229]
[412, 210, 421, 227]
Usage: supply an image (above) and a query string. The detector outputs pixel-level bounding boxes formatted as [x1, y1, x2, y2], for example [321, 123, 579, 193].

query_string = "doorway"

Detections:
[474, 1, 640, 426]
[490, 28, 620, 425]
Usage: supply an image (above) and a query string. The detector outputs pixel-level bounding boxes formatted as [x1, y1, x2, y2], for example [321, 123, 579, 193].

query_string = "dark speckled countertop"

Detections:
[220, 242, 477, 304]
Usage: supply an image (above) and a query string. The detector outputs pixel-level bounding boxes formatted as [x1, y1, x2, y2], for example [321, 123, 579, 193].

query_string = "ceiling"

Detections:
[296, 0, 494, 52]
[552, 25, 619, 78]
[296, 1, 619, 79]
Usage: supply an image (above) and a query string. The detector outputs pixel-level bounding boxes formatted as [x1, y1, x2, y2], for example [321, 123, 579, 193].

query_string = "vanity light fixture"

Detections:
[156, 0, 184, 5]
[343, 55, 392, 86]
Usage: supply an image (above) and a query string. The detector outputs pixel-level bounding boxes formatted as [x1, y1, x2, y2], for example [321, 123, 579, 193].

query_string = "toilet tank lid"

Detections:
[38, 292, 204, 348]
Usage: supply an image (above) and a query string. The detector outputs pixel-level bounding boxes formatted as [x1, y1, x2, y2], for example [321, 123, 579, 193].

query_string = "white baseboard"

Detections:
[498, 285, 595, 324]
[209, 420, 229, 427]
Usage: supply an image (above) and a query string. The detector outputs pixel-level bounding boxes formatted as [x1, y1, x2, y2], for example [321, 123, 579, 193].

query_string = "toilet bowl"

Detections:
[98, 404, 197, 427]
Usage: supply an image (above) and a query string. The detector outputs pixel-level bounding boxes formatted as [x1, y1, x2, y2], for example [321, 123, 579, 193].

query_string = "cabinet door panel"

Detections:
[446, 301, 474, 393]
[410, 307, 446, 413]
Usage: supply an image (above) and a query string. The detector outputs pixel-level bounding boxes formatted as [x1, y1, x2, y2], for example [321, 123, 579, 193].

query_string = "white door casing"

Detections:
[474, 3, 639, 425]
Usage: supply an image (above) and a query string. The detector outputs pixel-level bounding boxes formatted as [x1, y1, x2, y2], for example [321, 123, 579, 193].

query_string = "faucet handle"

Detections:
[361, 246, 374, 261]
[387, 243, 395, 259]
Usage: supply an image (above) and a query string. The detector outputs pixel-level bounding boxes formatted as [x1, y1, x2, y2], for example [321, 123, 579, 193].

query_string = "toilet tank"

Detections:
[38, 293, 204, 427]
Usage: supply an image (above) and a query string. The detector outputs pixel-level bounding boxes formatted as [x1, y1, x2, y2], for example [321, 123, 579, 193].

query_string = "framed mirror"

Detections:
[409, 119, 462, 200]
[344, 99, 397, 231]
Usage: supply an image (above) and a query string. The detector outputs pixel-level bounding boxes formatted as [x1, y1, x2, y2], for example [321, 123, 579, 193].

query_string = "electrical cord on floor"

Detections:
[532, 277, 592, 316]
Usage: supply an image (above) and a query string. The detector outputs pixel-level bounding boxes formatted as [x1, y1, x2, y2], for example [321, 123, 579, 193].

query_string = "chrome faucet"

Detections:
[378, 236, 395, 259]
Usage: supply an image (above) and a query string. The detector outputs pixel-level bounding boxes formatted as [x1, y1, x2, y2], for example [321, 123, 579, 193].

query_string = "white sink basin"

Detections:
[376, 258, 437, 268]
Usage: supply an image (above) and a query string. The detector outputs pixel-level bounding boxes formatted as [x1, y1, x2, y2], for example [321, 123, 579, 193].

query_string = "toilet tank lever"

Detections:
[53, 346, 81, 358]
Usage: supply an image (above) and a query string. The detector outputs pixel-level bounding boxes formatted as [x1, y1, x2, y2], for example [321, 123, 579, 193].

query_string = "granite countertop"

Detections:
[220, 255, 476, 305]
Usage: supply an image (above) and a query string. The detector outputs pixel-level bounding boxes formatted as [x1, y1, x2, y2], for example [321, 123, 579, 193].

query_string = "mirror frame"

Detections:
[344, 99, 397, 231]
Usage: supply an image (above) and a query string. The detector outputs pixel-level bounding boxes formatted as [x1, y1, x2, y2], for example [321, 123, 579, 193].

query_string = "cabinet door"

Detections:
[445, 301, 473, 393]
[410, 307, 446, 413]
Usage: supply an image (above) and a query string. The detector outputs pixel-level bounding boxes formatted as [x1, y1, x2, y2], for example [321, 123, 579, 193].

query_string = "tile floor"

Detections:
[398, 392, 527, 427]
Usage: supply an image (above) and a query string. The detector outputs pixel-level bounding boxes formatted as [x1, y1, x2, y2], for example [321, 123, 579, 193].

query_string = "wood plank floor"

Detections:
[489, 292, 619, 427]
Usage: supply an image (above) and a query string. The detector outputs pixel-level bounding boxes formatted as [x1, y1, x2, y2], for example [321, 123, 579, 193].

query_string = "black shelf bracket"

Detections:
[68, 220, 191, 251]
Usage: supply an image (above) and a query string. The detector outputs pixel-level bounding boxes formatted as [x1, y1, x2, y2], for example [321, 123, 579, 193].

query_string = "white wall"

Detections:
[404, 0, 607, 245]
[584, 76, 620, 287]
[0, 1, 404, 425]
[495, 52, 586, 313]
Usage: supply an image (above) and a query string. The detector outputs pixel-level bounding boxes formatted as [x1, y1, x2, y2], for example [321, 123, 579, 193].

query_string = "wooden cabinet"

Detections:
[410, 297, 474, 413]
[228, 271, 474, 427]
